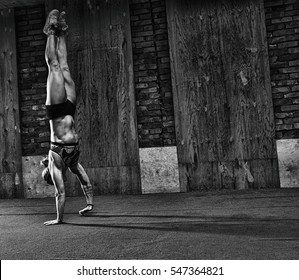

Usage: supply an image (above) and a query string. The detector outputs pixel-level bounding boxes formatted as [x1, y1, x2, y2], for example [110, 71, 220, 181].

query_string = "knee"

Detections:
[85, 184, 92, 190]
[83, 184, 93, 193]
[61, 64, 70, 72]
[55, 189, 66, 198]
[82, 184, 93, 197]
[47, 59, 61, 72]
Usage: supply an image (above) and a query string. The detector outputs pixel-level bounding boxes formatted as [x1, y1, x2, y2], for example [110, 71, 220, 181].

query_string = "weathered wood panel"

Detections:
[167, 0, 280, 191]
[87, 166, 140, 195]
[0, 8, 23, 198]
[45, 0, 141, 194]
[76, 0, 138, 168]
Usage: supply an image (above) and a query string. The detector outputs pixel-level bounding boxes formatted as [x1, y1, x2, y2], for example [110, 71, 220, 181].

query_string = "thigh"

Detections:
[47, 69, 67, 104]
[60, 64, 76, 104]
[48, 150, 68, 191]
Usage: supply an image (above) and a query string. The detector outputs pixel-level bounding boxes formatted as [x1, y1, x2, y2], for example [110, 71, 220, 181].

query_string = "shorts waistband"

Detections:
[50, 141, 79, 147]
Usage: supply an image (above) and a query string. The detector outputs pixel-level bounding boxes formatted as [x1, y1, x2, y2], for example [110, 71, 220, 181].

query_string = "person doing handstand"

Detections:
[42, 9, 93, 226]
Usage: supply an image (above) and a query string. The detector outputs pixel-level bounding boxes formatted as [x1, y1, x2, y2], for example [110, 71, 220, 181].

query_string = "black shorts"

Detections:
[50, 142, 80, 168]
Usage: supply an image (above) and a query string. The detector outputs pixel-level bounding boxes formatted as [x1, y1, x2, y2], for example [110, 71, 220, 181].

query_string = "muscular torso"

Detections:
[49, 115, 78, 143]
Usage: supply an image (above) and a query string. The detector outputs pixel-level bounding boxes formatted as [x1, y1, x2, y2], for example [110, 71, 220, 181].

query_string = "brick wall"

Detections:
[265, 0, 299, 139]
[130, 0, 176, 147]
[15, 5, 49, 156]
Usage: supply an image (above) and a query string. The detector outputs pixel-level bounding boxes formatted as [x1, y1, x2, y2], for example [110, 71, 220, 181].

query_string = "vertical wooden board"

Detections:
[166, 0, 233, 190]
[166, 0, 279, 191]
[217, 1, 250, 161]
[177, 163, 189, 193]
[83, 0, 112, 46]
[0, 8, 22, 174]
[77, 0, 139, 166]
[216, 0, 277, 161]
[167, 1, 228, 165]
[64, 166, 140, 196]
[87, 166, 140, 195]
[189, 161, 229, 192]
[77, 47, 137, 167]
[235, 0, 275, 160]
[187, 162, 213, 191]
[250, 159, 280, 189]
[250, 159, 267, 189]
[0, 8, 23, 198]
[211, 161, 222, 190]
[120, 165, 141, 194]
[0, 173, 14, 198]
[0, 172, 22, 198]
[112, 0, 139, 167]
[219, 161, 235, 190]
[252, 0, 277, 160]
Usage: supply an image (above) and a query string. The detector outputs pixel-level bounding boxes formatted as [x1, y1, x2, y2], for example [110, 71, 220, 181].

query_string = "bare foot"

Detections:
[79, 204, 93, 216]
[44, 219, 63, 226]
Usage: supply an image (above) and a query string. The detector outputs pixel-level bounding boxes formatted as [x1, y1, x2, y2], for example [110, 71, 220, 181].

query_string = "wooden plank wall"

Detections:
[0, 8, 23, 198]
[166, 0, 280, 191]
[45, 0, 141, 195]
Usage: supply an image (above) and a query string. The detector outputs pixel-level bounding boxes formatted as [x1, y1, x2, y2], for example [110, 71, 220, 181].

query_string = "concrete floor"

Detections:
[0, 188, 298, 260]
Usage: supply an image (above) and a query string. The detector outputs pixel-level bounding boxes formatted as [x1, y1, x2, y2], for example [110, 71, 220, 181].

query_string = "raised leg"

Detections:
[57, 34, 76, 104]
[45, 34, 66, 105]
[69, 163, 94, 215]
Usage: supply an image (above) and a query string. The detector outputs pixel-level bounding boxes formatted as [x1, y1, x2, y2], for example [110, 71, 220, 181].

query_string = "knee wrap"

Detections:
[82, 184, 93, 197]
[49, 60, 60, 71]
